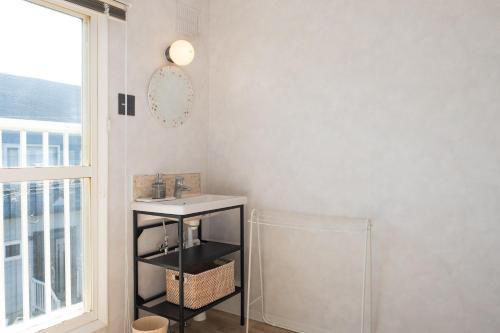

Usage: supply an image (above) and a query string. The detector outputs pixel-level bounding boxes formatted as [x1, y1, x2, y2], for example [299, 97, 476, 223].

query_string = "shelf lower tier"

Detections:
[137, 287, 242, 321]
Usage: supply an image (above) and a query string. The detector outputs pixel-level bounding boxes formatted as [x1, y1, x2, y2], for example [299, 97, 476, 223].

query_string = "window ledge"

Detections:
[3, 307, 106, 333]
[45, 318, 107, 333]
[40, 311, 107, 333]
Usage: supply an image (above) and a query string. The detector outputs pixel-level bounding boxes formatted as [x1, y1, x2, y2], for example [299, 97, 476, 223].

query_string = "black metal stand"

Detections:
[132, 205, 245, 333]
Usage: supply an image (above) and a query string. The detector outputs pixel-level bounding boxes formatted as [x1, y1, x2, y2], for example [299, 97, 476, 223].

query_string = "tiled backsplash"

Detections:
[132, 173, 201, 199]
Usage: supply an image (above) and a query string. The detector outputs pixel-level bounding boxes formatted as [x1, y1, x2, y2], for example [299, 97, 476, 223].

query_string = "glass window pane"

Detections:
[3, 184, 23, 325]
[49, 180, 65, 310]
[69, 180, 82, 304]
[68, 135, 81, 166]
[48, 134, 63, 166]
[0, 0, 84, 169]
[0, 0, 89, 329]
[2, 131, 20, 168]
[1, 179, 86, 326]
[3, 184, 21, 243]
[27, 132, 43, 167]
[28, 182, 45, 318]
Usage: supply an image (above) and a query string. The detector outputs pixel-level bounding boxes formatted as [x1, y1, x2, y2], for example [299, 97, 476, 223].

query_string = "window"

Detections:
[0, 1, 108, 332]
[5, 242, 21, 260]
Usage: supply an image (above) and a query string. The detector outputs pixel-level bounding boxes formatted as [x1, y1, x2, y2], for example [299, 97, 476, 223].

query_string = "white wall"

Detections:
[207, 1, 500, 332]
[106, 1, 209, 331]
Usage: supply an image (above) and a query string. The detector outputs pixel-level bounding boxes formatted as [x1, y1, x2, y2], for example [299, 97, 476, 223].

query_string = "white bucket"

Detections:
[132, 316, 169, 333]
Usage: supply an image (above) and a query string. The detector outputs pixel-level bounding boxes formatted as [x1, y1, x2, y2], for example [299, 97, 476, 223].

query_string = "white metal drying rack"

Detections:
[246, 209, 372, 333]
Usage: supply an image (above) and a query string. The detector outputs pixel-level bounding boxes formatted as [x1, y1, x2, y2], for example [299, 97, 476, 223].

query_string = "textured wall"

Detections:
[207, 1, 500, 332]
[106, 0, 209, 331]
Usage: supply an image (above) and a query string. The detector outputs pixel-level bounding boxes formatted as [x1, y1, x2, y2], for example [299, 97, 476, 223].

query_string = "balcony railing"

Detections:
[30, 278, 61, 315]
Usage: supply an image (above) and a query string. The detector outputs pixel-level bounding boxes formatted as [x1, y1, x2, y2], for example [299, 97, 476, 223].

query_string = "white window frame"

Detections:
[0, 0, 108, 332]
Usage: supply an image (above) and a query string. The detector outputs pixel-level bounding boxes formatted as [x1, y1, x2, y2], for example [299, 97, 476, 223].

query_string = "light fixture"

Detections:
[165, 40, 195, 66]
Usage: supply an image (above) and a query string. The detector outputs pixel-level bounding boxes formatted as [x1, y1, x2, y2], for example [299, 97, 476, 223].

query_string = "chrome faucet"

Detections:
[174, 176, 191, 199]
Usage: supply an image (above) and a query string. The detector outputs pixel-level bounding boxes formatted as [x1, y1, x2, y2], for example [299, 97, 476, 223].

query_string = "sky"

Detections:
[0, 0, 83, 86]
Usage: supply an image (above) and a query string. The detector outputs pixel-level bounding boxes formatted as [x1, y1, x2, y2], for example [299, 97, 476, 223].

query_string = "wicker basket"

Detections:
[166, 259, 235, 309]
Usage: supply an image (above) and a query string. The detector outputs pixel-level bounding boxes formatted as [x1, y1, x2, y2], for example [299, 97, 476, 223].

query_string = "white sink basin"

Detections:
[131, 194, 247, 216]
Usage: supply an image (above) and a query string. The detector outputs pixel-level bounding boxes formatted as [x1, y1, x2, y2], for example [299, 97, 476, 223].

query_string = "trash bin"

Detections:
[132, 316, 169, 333]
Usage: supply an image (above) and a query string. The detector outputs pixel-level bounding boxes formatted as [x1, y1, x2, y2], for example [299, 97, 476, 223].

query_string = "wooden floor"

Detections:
[170, 310, 292, 333]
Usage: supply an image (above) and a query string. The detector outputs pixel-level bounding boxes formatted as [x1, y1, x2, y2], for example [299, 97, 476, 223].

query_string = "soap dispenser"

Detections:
[151, 173, 166, 199]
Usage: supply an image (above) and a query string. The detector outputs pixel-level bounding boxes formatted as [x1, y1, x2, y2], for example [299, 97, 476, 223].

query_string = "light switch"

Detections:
[118, 93, 135, 116]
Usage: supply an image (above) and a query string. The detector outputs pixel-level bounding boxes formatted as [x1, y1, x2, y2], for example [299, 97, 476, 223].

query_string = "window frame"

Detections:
[0, 0, 108, 332]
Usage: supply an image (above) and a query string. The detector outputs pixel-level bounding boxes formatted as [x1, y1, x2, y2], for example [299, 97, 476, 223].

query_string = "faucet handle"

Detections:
[174, 176, 190, 198]
[177, 177, 190, 190]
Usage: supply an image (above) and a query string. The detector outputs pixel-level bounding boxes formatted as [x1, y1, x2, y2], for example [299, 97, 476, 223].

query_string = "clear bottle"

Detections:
[151, 173, 166, 199]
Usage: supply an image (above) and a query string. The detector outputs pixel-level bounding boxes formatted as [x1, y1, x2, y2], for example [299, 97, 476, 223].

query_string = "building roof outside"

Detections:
[0, 73, 81, 123]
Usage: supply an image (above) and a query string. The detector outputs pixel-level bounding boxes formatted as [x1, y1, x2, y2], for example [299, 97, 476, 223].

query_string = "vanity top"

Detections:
[130, 194, 247, 216]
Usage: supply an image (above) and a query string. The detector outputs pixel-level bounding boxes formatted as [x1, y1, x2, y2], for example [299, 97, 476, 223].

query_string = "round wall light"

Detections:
[165, 40, 195, 66]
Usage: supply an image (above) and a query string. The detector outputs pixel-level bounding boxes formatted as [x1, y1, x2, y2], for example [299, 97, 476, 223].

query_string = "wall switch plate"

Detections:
[118, 93, 135, 116]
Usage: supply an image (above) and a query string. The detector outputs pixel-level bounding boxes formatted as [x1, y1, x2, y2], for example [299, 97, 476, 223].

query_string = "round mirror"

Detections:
[148, 65, 194, 128]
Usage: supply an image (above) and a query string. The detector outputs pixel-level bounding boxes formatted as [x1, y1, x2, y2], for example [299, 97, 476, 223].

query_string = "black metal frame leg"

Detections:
[133, 211, 139, 320]
[240, 206, 245, 326]
[178, 216, 185, 333]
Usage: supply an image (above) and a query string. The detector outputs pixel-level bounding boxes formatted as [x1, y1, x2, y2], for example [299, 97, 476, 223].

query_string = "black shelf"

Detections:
[133, 205, 245, 332]
[137, 241, 241, 272]
[137, 287, 242, 321]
